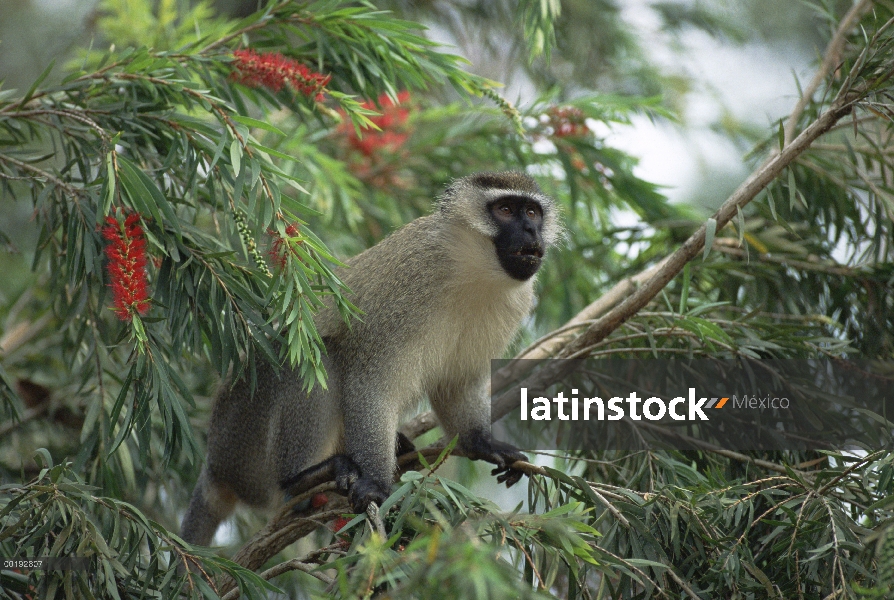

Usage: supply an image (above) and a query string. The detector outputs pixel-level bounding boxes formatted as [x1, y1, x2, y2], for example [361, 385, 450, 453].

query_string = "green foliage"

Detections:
[94, 0, 232, 51]
[0, 451, 279, 599]
[320, 467, 596, 599]
[532, 448, 894, 598]
[0, 0, 493, 487]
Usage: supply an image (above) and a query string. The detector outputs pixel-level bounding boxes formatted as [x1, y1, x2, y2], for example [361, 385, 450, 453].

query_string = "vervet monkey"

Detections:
[181, 172, 560, 546]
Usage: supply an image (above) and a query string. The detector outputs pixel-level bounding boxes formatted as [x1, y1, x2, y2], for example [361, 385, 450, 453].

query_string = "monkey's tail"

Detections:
[180, 468, 236, 547]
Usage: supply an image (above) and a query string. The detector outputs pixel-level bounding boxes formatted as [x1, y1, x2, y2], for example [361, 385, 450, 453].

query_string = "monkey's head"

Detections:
[439, 171, 561, 281]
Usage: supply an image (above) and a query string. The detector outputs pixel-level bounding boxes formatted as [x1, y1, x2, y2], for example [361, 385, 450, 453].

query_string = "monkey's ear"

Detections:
[436, 181, 459, 212]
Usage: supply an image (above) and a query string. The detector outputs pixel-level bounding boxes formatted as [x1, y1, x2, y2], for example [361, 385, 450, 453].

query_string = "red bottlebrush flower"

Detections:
[330, 516, 351, 533]
[231, 49, 331, 100]
[342, 91, 412, 156]
[268, 223, 302, 270]
[102, 212, 151, 322]
[545, 106, 589, 139]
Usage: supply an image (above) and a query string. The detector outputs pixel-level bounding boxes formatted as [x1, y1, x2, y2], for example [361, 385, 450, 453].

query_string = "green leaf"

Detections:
[232, 115, 287, 137]
[788, 169, 796, 211]
[230, 139, 243, 176]
[679, 262, 690, 314]
[117, 156, 180, 236]
[766, 186, 778, 221]
[20, 59, 55, 107]
[703, 217, 716, 261]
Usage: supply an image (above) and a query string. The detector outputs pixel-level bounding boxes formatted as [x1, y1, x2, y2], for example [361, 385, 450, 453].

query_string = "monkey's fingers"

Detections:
[348, 477, 391, 514]
[476, 441, 525, 463]
[492, 466, 525, 488]
[334, 464, 361, 495]
[502, 449, 528, 465]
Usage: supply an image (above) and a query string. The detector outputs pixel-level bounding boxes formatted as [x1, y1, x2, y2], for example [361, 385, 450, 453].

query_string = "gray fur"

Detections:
[180, 172, 558, 546]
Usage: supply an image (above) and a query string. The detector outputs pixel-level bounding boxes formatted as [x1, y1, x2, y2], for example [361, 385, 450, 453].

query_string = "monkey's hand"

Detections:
[280, 454, 361, 498]
[459, 431, 528, 488]
[348, 477, 391, 513]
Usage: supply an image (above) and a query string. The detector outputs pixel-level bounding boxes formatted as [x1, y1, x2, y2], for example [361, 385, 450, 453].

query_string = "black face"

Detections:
[489, 196, 545, 281]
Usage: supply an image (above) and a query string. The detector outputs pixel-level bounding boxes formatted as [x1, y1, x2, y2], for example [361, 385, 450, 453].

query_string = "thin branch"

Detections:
[0, 153, 87, 198]
[220, 557, 335, 600]
[783, 0, 874, 145]
[199, 1, 292, 53]
[588, 485, 631, 528]
[7, 108, 110, 142]
[711, 243, 862, 276]
[666, 567, 703, 600]
[817, 449, 887, 495]
[520, 256, 672, 361]
[219, 504, 347, 595]
[0, 403, 48, 438]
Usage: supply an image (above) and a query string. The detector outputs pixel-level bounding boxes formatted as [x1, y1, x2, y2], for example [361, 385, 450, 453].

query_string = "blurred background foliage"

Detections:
[0, 0, 893, 598]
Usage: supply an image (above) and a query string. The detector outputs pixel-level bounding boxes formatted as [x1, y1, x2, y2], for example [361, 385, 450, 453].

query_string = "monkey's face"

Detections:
[488, 196, 545, 281]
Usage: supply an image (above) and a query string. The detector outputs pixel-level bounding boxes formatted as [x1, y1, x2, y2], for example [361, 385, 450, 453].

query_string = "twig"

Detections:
[0, 404, 48, 438]
[588, 485, 630, 528]
[0, 153, 87, 198]
[783, 0, 874, 145]
[817, 449, 886, 495]
[218, 503, 346, 596]
[8, 108, 110, 142]
[711, 243, 861, 276]
[666, 567, 703, 600]
[366, 502, 387, 539]
[199, 1, 293, 53]
[521, 256, 672, 361]
[220, 558, 335, 600]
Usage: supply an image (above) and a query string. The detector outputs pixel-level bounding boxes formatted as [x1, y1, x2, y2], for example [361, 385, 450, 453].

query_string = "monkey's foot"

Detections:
[348, 477, 391, 513]
[460, 432, 528, 488]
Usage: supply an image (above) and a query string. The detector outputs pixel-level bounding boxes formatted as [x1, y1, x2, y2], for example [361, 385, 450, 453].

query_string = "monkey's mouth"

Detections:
[511, 246, 544, 259]
[499, 245, 544, 280]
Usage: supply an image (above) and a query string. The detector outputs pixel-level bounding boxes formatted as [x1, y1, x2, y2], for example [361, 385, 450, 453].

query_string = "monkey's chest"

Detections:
[416, 288, 530, 383]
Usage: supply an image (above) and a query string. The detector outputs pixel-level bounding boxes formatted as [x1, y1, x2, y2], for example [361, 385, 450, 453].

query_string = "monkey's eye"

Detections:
[525, 204, 542, 219]
[497, 204, 512, 216]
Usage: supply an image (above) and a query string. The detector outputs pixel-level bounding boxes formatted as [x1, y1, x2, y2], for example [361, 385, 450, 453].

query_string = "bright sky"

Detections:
[611, 1, 814, 205]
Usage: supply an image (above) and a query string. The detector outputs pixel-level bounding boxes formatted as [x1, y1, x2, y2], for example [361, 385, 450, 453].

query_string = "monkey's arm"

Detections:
[430, 380, 527, 487]
[338, 383, 404, 512]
